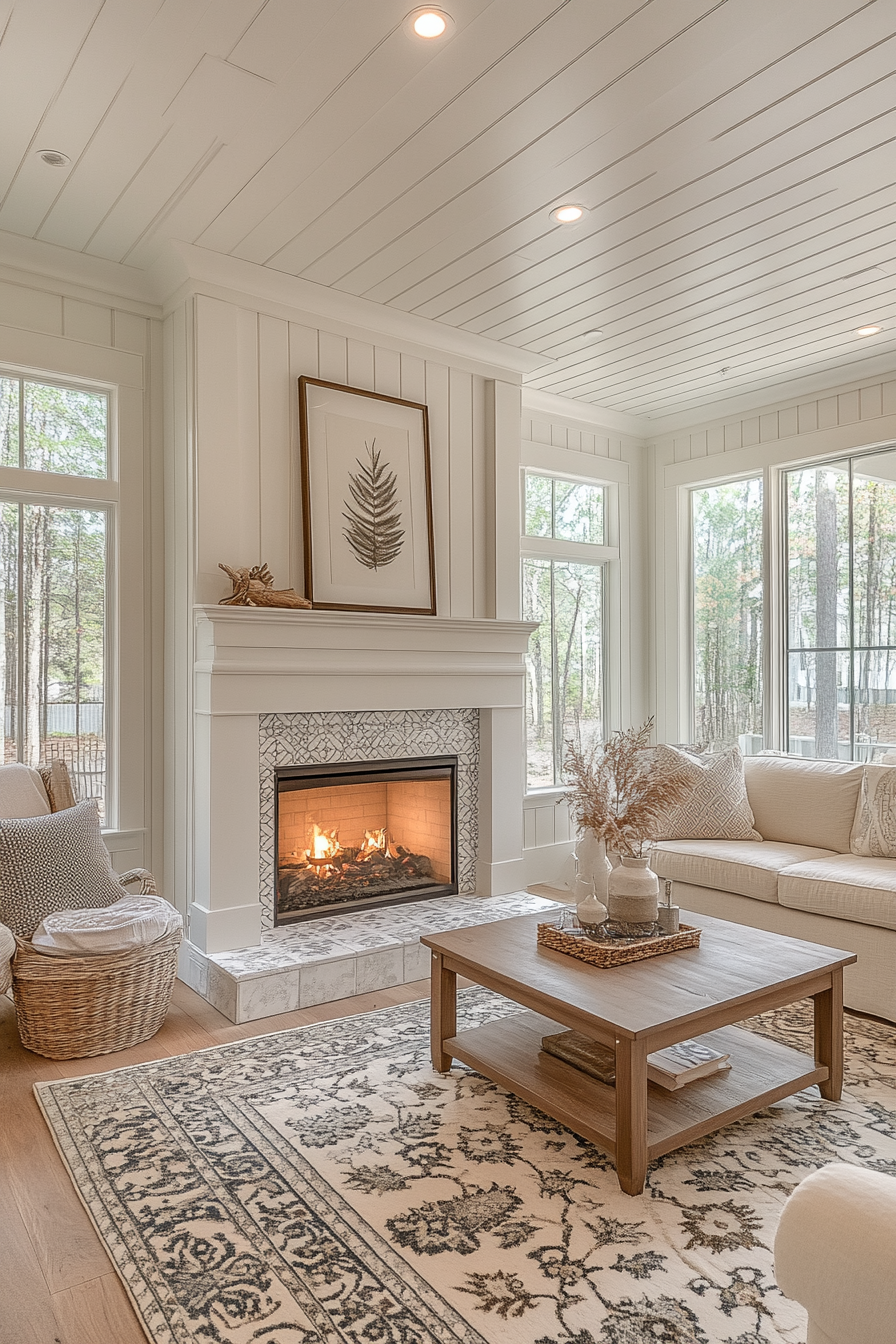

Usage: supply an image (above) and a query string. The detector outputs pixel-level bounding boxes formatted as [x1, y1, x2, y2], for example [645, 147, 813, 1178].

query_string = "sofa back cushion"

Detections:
[743, 756, 863, 852]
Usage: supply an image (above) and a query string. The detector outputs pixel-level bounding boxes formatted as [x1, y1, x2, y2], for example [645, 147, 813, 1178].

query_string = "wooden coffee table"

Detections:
[421, 910, 857, 1195]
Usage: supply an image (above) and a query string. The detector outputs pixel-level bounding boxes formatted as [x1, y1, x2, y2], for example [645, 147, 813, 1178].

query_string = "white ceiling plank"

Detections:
[534, 287, 896, 410]
[4, 0, 895, 416]
[191, 0, 456, 256]
[482, 176, 896, 368]
[0, 0, 166, 239]
[506, 177, 896, 355]
[349, 0, 887, 307]
[527, 200, 896, 374]
[359, 0, 895, 311]
[468, 116, 896, 343]
[34, 0, 258, 252]
[265, 0, 734, 283]
[228, 0, 350, 83]
[396, 49, 896, 324]
[0, 0, 101, 198]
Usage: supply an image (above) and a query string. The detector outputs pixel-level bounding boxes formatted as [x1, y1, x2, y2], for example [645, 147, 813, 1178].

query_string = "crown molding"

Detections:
[0, 229, 160, 314]
[643, 349, 896, 439]
[149, 241, 552, 379]
[521, 386, 649, 441]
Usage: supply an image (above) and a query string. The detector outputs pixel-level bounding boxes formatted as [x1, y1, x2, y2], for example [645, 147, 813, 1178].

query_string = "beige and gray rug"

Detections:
[36, 990, 896, 1344]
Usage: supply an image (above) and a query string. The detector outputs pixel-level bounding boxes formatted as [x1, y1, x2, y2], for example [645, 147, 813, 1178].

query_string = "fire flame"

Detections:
[306, 823, 341, 865]
[357, 827, 399, 860]
[301, 822, 400, 871]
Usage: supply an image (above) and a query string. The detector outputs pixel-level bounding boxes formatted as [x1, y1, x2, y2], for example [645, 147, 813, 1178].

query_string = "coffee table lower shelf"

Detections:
[444, 1010, 828, 1164]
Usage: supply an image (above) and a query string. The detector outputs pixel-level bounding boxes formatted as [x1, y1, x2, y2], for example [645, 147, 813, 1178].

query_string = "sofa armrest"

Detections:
[774, 1163, 896, 1344]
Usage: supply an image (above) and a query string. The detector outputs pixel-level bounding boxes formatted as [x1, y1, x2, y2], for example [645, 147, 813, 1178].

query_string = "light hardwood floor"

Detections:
[0, 976, 433, 1344]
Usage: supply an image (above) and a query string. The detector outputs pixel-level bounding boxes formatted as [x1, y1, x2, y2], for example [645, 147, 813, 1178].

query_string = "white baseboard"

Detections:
[475, 856, 527, 896]
[188, 900, 262, 954]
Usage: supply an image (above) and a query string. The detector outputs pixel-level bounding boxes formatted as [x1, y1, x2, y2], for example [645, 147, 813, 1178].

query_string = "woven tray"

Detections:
[537, 920, 701, 968]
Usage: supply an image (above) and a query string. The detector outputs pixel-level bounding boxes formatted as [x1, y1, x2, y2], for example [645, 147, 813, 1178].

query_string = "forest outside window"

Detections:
[786, 449, 896, 760]
[0, 375, 111, 818]
[691, 477, 763, 753]
[523, 473, 605, 789]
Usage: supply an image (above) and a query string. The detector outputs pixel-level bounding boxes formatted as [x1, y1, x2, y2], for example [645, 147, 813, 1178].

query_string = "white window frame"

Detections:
[0, 366, 119, 825]
[684, 440, 896, 759]
[521, 462, 619, 796]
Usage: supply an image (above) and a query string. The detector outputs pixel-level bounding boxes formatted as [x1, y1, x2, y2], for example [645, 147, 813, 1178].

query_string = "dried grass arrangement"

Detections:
[564, 718, 690, 857]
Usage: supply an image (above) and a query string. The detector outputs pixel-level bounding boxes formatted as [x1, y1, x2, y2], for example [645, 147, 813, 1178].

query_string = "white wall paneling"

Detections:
[166, 257, 532, 948]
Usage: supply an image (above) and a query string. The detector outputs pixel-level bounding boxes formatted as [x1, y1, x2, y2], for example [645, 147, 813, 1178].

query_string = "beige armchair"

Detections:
[774, 1163, 896, 1344]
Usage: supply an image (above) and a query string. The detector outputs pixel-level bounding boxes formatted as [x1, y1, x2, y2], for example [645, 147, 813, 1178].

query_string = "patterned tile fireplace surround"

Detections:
[178, 608, 557, 1024]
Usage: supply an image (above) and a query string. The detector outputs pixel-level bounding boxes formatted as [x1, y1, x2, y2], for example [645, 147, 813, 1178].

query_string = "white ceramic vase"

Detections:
[575, 829, 612, 929]
[606, 856, 660, 926]
[575, 828, 612, 902]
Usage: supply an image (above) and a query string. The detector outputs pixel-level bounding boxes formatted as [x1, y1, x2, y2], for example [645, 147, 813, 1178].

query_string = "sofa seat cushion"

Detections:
[779, 854, 896, 931]
[651, 839, 839, 903]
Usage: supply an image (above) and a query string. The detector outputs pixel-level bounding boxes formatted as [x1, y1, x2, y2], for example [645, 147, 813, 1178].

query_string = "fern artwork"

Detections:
[342, 439, 405, 570]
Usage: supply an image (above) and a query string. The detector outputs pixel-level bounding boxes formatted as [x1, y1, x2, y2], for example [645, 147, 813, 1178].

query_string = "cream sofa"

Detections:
[651, 755, 896, 1022]
[774, 1164, 896, 1344]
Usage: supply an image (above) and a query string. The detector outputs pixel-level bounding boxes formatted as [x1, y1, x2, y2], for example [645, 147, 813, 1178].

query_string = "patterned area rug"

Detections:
[36, 991, 896, 1344]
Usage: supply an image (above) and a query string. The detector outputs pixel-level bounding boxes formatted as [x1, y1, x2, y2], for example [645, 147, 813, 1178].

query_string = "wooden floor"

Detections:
[0, 976, 433, 1344]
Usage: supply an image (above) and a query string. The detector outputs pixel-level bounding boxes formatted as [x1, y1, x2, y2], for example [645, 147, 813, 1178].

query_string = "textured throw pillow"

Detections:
[0, 799, 125, 938]
[651, 744, 761, 841]
[850, 764, 896, 858]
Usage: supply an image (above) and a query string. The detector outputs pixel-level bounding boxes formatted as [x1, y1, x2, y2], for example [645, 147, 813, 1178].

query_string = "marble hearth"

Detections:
[179, 890, 562, 1024]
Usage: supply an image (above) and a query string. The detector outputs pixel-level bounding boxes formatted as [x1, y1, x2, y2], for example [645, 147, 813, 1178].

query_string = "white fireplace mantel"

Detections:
[189, 606, 537, 954]
[194, 606, 537, 713]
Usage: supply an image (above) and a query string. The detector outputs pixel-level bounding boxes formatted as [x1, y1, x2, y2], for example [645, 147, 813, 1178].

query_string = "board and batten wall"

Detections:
[164, 282, 525, 942]
[0, 253, 163, 879]
[648, 371, 896, 746]
[520, 404, 648, 887]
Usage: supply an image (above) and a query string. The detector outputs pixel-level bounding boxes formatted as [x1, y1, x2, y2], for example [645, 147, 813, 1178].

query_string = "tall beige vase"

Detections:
[606, 856, 659, 932]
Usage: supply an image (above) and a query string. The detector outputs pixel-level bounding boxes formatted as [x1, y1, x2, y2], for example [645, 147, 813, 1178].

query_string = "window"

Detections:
[691, 478, 764, 752]
[523, 472, 606, 788]
[0, 375, 110, 816]
[786, 449, 896, 760]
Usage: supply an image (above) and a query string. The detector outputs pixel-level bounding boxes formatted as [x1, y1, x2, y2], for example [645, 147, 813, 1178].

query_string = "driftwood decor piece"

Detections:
[298, 376, 436, 615]
[218, 563, 311, 609]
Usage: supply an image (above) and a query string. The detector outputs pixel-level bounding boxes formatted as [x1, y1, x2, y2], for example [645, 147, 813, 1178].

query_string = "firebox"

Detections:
[274, 756, 458, 923]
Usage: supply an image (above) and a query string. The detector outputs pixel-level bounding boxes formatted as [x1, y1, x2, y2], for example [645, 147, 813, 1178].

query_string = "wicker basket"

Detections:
[12, 926, 181, 1060]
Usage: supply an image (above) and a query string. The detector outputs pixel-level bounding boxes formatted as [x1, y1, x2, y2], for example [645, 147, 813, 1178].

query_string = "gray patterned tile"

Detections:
[258, 709, 479, 929]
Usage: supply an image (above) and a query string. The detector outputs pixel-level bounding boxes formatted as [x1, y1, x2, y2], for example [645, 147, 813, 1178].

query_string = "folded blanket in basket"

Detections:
[30, 895, 182, 956]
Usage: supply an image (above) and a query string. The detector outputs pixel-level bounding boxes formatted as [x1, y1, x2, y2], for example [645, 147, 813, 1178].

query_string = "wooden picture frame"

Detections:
[298, 377, 436, 615]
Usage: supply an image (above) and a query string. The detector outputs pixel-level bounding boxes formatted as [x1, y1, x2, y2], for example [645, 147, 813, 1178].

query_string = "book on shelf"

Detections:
[646, 1038, 731, 1090]
[540, 1031, 731, 1090]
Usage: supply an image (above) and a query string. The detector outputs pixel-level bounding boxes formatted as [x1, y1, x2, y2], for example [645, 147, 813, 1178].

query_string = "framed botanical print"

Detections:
[298, 377, 436, 614]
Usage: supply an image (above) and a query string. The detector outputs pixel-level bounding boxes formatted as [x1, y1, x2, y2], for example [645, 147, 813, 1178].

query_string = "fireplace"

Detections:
[274, 756, 458, 923]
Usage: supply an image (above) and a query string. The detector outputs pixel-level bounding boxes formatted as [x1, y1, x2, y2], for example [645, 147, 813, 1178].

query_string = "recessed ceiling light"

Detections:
[551, 204, 585, 224]
[37, 149, 70, 168]
[855, 325, 882, 336]
[408, 8, 453, 38]
[582, 328, 603, 338]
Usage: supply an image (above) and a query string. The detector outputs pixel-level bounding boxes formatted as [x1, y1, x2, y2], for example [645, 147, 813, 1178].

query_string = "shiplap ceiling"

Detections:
[1, 0, 895, 419]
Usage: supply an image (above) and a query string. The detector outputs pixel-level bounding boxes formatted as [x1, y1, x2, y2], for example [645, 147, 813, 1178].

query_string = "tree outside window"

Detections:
[691, 478, 763, 752]
[523, 473, 605, 788]
[0, 376, 109, 816]
[786, 449, 896, 760]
